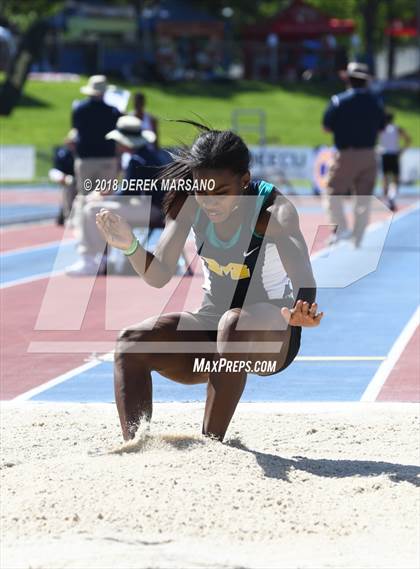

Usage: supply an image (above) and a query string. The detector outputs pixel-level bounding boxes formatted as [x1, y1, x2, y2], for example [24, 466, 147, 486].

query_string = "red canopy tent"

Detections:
[244, 0, 355, 40]
[385, 18, 419, 38]
[242, 0, 354, 80]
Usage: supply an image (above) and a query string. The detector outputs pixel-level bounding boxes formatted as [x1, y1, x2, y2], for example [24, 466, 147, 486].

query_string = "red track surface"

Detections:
[1, 200, 416, 400]
[0, 224, 66, 253]
[377, 327, 420, 402]
[1, 267, 205, 399]
[0, 189, 60, 205]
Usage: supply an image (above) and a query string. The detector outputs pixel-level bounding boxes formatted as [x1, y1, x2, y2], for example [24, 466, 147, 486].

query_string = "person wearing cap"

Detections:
[72, 75, 121, 198]
[322, 62, 387, 247]
[65, 115, 164, 276]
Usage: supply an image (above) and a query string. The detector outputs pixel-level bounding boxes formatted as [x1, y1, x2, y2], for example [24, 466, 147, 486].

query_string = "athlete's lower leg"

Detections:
[202, 356, 247, 441]
[114, 329, 153, 440]
[114, 313, 212, 440]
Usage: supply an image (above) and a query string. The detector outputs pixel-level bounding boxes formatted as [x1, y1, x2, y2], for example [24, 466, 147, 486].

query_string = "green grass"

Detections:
[0, 77, 419, 179]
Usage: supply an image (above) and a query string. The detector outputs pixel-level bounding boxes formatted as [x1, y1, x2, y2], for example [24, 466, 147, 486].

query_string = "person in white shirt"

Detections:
[379, 112, 411, 211]
[132, 92, 159, 149]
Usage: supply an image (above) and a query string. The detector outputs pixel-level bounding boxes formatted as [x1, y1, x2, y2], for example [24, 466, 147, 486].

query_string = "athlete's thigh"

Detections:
[129, 311, 214, 385]
[235, 301, 289, 332]
[219, 302, 293, 372]
[240, 302, 296, 375]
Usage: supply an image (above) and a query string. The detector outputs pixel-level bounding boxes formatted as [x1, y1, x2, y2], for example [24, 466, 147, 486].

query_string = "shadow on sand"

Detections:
[226, 438, 420, 486]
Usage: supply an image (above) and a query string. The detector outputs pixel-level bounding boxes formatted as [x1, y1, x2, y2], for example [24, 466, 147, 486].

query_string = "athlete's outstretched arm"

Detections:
[96, 197, 195, 288]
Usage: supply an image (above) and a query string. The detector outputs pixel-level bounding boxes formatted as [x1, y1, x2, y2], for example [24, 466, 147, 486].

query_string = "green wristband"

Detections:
[123, 236, 139, 256]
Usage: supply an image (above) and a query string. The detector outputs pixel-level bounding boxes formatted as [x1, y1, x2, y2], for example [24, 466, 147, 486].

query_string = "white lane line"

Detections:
[12, 358, 105, 402]
[25, 345, 387, 361]
[0, 269, 67, 290]
[0, 239, 75, 257]
[7, 202, 419, 400]
[0, 240, 77, 289]
[360, 306, 420, 402]
[297, 356, 385, 361]
[0, 219, 57, 232]
[2, 400, 418, 414]
[12, 352, 386, 402]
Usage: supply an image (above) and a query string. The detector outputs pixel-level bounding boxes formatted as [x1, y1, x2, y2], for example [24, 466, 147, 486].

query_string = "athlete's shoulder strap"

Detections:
[249, 179, 275, 237]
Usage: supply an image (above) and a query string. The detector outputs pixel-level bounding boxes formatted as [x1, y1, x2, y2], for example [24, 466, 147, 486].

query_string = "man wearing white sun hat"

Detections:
[72, 75, 121, 197]
[322, 62, 386, 247]
[66, 115, 164, 276]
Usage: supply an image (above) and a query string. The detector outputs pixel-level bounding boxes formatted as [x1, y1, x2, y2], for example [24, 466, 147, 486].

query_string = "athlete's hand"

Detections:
[281, 301, 323, 327]
[96, 209, 134, 250]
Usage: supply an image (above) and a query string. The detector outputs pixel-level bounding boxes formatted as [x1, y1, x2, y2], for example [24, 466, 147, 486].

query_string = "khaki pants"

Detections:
[76, 195, 161, 257]
[325, 148, 377, 244]
[62, 181, 77, 220]
[74, 157, 118, 196]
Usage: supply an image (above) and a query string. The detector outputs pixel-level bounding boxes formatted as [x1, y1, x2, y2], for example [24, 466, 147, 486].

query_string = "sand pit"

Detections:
[1, 401, 419, 568]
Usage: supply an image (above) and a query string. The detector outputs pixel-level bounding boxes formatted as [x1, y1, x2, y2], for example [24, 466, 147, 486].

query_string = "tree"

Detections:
[306, 0, 416, 70]
[0, 0, 64, 115]
[0, 0, 64, 32]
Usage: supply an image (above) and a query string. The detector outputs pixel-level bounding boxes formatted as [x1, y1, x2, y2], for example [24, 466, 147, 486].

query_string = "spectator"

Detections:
[132, 92, 159, 149]
[110, 117, 193, 275]
[49, 128, 77, 226]
[72, 75, 121, 198]
[65, 116, 163, 276]
[378, 112, 411, 212]
[322, 62, 386, 247]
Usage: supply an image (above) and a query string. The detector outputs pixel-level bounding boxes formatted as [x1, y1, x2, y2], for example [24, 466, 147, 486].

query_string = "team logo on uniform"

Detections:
[201, 257, 251, 280]
[243, 246, 260, 258]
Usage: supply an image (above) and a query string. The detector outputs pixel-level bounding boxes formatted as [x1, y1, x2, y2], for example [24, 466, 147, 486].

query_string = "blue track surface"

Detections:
[0, 204, 59, 225]
[0, 242, 77, 285]
[32, 360, 380, 403]
[21, 205, 419, 403]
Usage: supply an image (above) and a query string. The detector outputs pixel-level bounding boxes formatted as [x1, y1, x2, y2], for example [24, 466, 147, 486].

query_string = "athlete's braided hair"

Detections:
[161, 120, 250, 216]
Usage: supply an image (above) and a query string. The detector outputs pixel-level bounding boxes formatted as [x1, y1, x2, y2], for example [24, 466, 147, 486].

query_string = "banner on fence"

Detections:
[0, 146, 35, 181]
[250, 145, 420, 186]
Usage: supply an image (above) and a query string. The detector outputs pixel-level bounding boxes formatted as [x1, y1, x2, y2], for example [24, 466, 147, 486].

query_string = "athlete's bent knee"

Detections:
[115, 326, 154, 359]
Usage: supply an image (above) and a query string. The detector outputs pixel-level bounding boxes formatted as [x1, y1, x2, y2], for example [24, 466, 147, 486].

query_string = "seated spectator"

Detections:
[65, 116, 163, 276]
[49, 128, 77, 225]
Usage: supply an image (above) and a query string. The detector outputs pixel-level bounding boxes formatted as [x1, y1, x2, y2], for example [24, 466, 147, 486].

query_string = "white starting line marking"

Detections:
[88, 353, 386, 363]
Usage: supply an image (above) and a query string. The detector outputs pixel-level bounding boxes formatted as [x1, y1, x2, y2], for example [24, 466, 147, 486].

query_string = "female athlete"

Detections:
[96, 124, 323, 442]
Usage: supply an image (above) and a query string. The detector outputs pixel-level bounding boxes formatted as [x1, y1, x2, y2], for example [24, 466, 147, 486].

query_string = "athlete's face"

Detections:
[193, 168, 250, 224]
